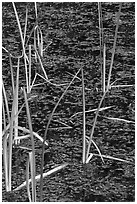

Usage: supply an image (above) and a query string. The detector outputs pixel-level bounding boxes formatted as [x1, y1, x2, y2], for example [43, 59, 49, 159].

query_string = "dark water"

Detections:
[2, 2, 135, 202]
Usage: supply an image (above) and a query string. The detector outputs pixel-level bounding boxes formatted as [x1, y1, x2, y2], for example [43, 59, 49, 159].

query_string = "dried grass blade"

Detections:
[35, 73, 67, 87]
[103, 116, 135, 124]
[16, 126, 48, 146]
[14, 163, 68, 191]
[93, 153, 134, 164]
[111, 84, 134, 88]
[52, 119, 72, 129]
[71, 106, 114, 118]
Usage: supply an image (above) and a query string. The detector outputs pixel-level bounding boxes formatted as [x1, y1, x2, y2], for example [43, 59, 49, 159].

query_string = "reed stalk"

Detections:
[103, 43, 106, 93]
[81, 66, 86, 163]
[26, 154, 31, 202]
[85, 90, 107, 162]
[23, 88, 36, 201]
[8, 54, 15, 94]
[14, 58, 19, 144]
[3, 133, 9, 191]
[28, 45, 32, 93]
[8, 87, 18, 191]
[2, 82, 10, 123]
[107, 3, 122, 89]
[98, 2, 104, 92]
[86, 3, 122, 163]
[23, 6, 28, 44]
[12, 3, 29, 93]
[39, 67, 82, 201]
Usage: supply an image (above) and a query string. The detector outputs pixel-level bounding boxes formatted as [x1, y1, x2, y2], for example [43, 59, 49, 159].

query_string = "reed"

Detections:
[26, 152, 34, 202]
[8, 53, 15, 94]
[23, 88, 36, 201]
[7, 86, 17, 191]
[2, 58, 20, 191]
[85, 2, 126, 164]
[2, 82, 10, 123]
[12, 3, 29, 93]
[98, 2, 104, 92]
[23, 6, 28, 44]
[81, 66, 86, 163]
[28, 45, 32, 93]
[103, 43, 106, 93]
[39, 67, 82, 201]
[14, 58, 20, 144]
[107, 3, 122, 89]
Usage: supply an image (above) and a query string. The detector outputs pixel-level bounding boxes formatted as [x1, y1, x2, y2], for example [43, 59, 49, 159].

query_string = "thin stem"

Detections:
[98, 2, 104, 91]
[86, 89, 108, 160]
[107, 3, 122, 89]
[12, 3, 29, 93]
[23, 88, 36, 201]
[103, 43, 106, 93]
[81, 66, 86, 164]
[39, 67, 82, 201]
